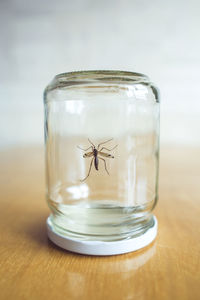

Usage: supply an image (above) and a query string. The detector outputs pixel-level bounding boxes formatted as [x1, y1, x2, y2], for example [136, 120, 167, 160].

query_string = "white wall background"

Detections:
[0, 0, 200, 148]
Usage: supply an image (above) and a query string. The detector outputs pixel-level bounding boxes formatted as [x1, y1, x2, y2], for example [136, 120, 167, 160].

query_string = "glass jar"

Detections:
[44, 70, 160, 254]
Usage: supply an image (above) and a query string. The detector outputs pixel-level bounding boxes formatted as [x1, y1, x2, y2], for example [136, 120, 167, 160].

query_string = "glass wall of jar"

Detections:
[44, 71, 160, 242]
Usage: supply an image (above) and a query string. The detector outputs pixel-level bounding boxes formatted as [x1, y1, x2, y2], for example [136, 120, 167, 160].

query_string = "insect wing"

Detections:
[83, 151, 93, 158]
[98, 151, 114, 158]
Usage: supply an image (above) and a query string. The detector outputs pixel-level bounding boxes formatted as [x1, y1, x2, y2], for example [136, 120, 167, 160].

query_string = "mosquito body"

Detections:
[78, 138, 117, 181]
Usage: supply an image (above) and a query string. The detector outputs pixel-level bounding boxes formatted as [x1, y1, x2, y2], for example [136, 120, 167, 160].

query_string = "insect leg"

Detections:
[99, 144, 118, 152]
[88, 138, 95, 147]
[97, 138, 113, 149]
[77, 145, 93, 151]
[80, 158, 94, 181]
[99, 157, 109, 175]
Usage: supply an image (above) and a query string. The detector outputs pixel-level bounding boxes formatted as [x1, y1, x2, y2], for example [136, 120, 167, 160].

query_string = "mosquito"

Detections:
[77, 138, 118, 181]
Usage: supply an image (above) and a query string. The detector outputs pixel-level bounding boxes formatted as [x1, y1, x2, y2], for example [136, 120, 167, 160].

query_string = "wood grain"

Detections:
[0, 146, 200, 300]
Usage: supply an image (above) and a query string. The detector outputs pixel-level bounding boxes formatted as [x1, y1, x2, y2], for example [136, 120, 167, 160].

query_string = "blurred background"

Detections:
[0, 0, 199, 149]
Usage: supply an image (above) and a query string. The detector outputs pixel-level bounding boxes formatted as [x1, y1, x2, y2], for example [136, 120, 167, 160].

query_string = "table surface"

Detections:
[0, 146, 200, 300]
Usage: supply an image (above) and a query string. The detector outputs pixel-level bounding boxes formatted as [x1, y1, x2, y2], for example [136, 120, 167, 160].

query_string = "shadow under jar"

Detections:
[44, 70, 160, 251]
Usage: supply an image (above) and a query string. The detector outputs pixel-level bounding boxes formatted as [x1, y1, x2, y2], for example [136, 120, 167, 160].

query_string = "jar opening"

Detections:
[55, 70, 149, 82]
[46, 70, 149, 92]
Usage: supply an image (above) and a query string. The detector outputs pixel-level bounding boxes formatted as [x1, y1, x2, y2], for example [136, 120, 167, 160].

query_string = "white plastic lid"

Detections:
[47, 216, 157, 256]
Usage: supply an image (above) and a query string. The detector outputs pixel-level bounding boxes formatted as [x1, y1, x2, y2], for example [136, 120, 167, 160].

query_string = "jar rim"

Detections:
[45, 70, 150, 92]
[44, 70, 159, 103]
[55, 70, 149, 81]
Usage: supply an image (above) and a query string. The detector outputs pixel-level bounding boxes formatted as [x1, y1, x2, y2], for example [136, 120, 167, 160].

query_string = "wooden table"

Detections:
[0, 146, 200, 300]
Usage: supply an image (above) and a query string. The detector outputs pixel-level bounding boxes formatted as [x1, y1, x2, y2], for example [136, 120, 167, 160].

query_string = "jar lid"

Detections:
[46, 216, 157, 256]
